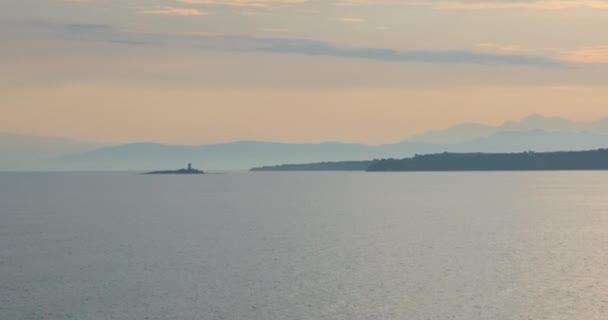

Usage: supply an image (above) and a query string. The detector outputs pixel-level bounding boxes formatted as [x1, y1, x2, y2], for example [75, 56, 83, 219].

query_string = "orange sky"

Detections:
[1, 0, 608, 144]
[3, 84, 607, 144]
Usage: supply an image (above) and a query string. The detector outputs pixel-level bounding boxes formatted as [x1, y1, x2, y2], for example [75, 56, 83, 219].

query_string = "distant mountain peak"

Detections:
[516, 113, 571, 124]
[406, 114, 608, 145]
[522, 113, 548, 120]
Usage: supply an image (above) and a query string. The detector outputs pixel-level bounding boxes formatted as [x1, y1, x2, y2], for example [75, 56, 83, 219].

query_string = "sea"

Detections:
[1, 171, 608, 319]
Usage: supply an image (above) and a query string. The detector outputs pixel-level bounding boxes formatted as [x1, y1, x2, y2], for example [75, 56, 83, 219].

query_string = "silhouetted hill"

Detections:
[367, 149, 608, 172]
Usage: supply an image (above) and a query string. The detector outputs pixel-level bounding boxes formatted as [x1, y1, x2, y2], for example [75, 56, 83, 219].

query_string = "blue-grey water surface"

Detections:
[2, 172, 608, 319]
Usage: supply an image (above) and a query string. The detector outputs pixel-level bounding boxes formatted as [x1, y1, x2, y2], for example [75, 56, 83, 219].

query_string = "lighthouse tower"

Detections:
[187, 163, 192, 171]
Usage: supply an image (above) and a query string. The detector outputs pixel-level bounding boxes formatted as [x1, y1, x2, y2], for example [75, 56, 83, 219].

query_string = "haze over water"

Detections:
[2, 172, 608, 319]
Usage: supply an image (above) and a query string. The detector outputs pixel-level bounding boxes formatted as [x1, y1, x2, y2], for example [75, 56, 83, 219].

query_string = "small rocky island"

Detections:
[144, 163, 205, 175]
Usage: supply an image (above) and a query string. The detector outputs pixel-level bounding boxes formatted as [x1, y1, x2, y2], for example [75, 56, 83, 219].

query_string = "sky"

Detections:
[1, 0, 608, 144]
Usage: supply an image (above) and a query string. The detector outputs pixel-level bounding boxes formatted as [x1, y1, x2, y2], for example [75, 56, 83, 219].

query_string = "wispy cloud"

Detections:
[255, 38, 558, 66]
[21, 21, 608, 66]
[46, 22, 559, 66]
[140, 7, 211, 16]
[476, 42, 608, 64]
[433, 0, 608, 10]
[333, 0, 608, 10]
[175, 0, 308, 7]
[559, 46, 608, 64]
[477, 42, 558, 55]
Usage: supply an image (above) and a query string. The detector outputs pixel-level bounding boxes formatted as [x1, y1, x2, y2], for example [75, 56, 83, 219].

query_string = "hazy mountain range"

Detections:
[0, 133, 101, 170]
[407, 114, 608, 144]
[2, 114, 608, 171]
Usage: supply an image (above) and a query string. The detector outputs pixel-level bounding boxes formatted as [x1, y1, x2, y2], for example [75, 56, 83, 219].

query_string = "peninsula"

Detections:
[250, 149, 608, 172]
[144, 163, 205, 175]
[367, 149, 608, 171]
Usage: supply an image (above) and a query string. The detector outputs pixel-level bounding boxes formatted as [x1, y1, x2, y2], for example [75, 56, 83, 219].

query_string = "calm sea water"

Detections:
[2, 172, 608, 319]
